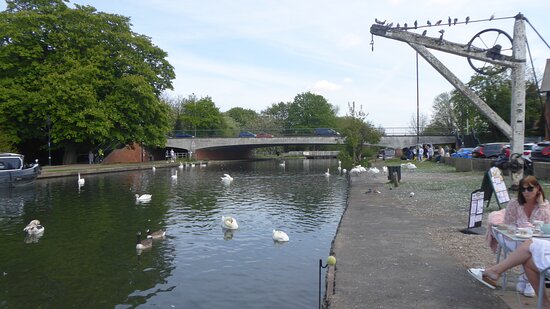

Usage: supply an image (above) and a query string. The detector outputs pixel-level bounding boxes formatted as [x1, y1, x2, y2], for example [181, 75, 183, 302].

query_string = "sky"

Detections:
[2, 0, 550, 128]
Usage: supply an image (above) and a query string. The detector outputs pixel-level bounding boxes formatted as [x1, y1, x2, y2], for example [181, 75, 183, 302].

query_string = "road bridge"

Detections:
[166, 135, 455, 160]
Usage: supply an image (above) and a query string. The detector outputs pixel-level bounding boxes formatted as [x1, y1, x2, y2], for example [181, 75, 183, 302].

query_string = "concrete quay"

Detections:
[325, 173, 511, 308]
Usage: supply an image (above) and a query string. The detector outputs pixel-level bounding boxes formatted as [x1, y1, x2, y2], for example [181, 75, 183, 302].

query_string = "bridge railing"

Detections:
[169, 127, 454, 138]
[380, 127, 453, 136]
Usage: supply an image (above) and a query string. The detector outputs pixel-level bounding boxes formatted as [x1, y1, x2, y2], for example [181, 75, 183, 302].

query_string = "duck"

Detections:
[77, 173, 85, 186]
[171, 170, 178, 179]
[220, 174, 233, 182]
[272, 229, 289, 242]
[135, 194, 152, 202]
[23, 220, 45, 236]
[136, 232, 153, 250]
[147, 228, 166, 240]
[221, 216, 239, 230]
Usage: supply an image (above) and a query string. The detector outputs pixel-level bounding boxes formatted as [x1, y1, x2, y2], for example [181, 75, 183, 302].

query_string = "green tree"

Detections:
[180, 96, 222, 137]
[225, 107, 259, 130]
[339, 102, 381, 165]
[0, 0, 175, 163]
[426, 92, 455, 134]
[287, 92, 338, 134]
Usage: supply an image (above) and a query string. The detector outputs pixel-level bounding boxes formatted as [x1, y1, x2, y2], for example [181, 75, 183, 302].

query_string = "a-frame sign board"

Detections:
[481, 167, 511, 209]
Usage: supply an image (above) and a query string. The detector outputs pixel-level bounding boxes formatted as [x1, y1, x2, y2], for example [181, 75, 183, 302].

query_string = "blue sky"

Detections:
[2, 0, 550, 128]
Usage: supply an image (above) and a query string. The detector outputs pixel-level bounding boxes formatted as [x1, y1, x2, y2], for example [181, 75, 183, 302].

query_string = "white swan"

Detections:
[367, 167, 380, 174]
[401, 162, 417, 169]
[23, 220, 45, 236]
[147, 228, 166, 240]
[152, 166, 156, 172]
[77, 173, 85, 186]
[279, 161, 286, 166]
[221, 216, 238, 230]
[221, 174, 233, 182]
[272, 229, 289, 242]
[135, 194, 152, 202]
[324, 168, 330, 176]
[382, 166, 388, 174]
[171, 170, 178, 179]
[179, 162, 184, 169]
[136, 232, 152, 250]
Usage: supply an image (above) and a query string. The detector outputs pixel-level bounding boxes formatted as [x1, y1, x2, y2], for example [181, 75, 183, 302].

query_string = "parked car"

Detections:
[238, 131, 256, 138]
[523, 143, 537, 159]
[531, 141, 550, 162]
[451, 147, 474, 158]
[314, 128, 340, 136]
[377, 148, 395, 159]
[255, 133, 274, 138]
[472, 142, 508, 158]
[173, 132, 194, 138]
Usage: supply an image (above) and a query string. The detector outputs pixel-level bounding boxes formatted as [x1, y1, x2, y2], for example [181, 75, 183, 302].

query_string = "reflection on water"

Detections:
[0, 159, 347, 308]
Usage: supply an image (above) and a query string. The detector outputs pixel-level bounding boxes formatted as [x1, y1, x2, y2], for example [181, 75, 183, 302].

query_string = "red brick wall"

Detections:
[103, 143, 150, 164]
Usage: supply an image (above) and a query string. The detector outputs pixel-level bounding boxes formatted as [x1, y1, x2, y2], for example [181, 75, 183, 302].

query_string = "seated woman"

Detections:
[503, 176, 550, 297]
[470, 238, 550, 308]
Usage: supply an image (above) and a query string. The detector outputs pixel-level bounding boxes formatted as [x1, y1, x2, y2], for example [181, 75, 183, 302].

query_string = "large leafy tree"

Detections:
[428, 70, 544, 142]
[286, 92, 338, 134]
[180, 95, 223, 137]
[225, 107, 259, 129]
[0, 0, 175, 163]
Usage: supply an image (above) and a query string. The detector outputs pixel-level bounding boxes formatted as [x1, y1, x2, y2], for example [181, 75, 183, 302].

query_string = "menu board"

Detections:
[480, 167, 510, 208]
[468, 190, 485, 228]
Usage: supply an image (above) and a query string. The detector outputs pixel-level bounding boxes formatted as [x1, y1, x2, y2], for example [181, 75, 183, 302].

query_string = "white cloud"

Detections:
[312, 80, 341, 92]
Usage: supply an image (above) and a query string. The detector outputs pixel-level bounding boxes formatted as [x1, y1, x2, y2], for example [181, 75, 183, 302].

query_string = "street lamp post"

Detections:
[46, 117, 52, 166]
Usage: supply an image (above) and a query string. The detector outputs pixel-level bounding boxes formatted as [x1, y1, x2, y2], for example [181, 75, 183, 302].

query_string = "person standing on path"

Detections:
[88, 151, 94, 164]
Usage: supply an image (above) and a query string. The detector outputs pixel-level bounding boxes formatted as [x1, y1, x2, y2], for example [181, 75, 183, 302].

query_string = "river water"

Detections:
[0, 159, 348, 308]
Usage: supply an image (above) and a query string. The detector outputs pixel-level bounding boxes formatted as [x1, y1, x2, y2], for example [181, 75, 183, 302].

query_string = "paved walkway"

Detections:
[37, 161, 183, 179]
[325, 175, 525, 309]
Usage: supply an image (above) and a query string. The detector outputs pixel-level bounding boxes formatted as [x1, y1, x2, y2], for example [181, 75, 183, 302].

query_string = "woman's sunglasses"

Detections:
[520, 186, 536, 192]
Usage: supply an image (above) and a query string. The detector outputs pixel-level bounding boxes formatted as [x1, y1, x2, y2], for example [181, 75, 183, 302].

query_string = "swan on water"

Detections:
[272, 229, 289, 242]
[221, 174, 233, 182]
[135, 194, 152, 202]
[23, 220, 45, 236]
[324, 168, 330, 176]
[171, 170, 178, 179]
[78, 173, 85, 186]
[221, 216, 238, 230]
